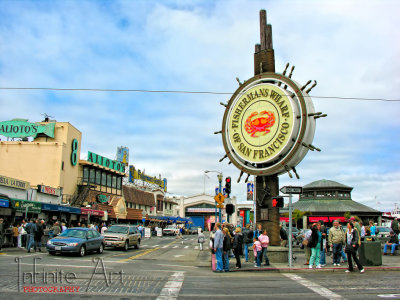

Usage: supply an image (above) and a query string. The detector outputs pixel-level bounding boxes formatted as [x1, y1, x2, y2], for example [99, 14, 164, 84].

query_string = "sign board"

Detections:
[259, 208, 269, 221]
[216, 204, 224, 209]
[0, 175, 30, 190]
[116, 147, 129, 164]
[214, 193, 225, 205]
[96, 194, 110, 203]
[144, 227, 151, 238]
[220, 73, 317, 176]
[156, 228, 162, 237]
[10, 199, 41, 213]
[0, 119, 55, 139]
[38, 185, 61, 197]
[129, 166, 167, 192]
[280, 186, 303, 194]
[87, 151, 126, 173]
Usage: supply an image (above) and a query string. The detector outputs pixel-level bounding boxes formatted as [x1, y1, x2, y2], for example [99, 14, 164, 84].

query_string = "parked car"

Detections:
[46, 228, 104, 257]
[163, 225, 177, 236]
[376, 226, 391, 238]
[103, 224, 141, 251]
[189, 226, 201, 234]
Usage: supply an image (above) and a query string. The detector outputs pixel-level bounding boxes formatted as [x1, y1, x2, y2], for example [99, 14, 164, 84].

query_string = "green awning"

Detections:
[10, 199, 42, 213]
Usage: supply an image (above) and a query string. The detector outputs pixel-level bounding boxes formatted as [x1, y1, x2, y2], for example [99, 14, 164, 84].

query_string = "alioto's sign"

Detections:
[87, 151, 126, 173]
[221, 73, 316, 176]
[0, 119, 55, 139]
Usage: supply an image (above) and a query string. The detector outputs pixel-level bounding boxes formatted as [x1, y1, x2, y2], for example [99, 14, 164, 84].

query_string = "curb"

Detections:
[228, 266, 400, 273]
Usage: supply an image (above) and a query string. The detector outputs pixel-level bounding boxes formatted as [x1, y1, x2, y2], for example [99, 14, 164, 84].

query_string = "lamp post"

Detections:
[205, 170, 223, 224]
[203, 171, 210, 194]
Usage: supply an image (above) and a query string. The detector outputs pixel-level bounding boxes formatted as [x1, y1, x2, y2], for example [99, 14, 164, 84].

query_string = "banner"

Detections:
[129, 166, 167, 192]
[247, 182, 254, 200]
[116, 147, 129, 164]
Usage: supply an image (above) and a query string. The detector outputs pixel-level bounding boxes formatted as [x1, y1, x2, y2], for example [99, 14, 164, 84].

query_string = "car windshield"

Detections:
[106, 226, 128, 234]
[59, 229, 86, 239]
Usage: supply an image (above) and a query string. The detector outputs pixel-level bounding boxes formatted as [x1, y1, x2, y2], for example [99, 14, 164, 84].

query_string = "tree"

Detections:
[282, 209, 311, 228]
[344, 211, 351, 220]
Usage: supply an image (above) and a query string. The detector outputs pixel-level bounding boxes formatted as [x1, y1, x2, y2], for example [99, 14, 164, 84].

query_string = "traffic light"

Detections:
[272, 197, 284, 208]
[226, 204, 235, 215]
[225, 177, 231, 197]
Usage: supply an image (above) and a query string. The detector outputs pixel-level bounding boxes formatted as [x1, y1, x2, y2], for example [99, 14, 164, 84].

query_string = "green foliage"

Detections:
[344, 211, 351, 220]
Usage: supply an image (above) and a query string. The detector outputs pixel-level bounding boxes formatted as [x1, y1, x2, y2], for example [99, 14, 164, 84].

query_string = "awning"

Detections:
[280, 217, 290, 222]
[0, 198, 9, 208]
[10, 199, 41, 213]
[328, 216, 347, 222]
[41, 203, 81, 214]
[81, 208, 104, 217]
[308, 216, 330, 223]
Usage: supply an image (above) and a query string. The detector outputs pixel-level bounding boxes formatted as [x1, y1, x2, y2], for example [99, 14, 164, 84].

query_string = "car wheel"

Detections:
[97, 243, 104, 254]
[49, 251, 55, 256]
[79, 245, 86, 257]
[124, 241, 129, 251]
[135, 239, 140, 249]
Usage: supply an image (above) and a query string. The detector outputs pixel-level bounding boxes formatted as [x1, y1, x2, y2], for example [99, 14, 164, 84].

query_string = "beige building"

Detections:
[0, 122, 81, 204]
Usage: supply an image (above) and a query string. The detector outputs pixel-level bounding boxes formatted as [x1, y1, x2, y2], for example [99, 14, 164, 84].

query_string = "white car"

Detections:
[163, 225, 177, 236]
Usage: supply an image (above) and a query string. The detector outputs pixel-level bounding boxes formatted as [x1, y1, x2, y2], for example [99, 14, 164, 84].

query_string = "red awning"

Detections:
[80, 208, 104, 216]
[280, 217, 290, 222]
[308, 216, 329, 223]
[328, 216, 346, 222]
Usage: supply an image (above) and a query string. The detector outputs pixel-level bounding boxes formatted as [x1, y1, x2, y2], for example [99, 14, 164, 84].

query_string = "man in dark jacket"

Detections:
[391, 219, 399, 235]
[25, 219, 37, 253]
[222, 228, 231, 272]
[383, 230, 399, 256]
[0, 218, 4, 250]
[34, 220, 44, 252]
[242, 224, 254, 262]
[233, 227, 243, 269]
[280, 225, 288, 247]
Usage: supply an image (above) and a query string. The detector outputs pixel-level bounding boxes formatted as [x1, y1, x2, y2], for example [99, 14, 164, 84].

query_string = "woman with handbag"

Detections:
[345, 221, 365, 273]
[308, 223, 322, 269]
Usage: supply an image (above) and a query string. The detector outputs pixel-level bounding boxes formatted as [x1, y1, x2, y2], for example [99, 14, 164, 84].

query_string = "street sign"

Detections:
[216, 204, 224, 209]
[280, 186, 303, 194]
[214, 193, 225, 204]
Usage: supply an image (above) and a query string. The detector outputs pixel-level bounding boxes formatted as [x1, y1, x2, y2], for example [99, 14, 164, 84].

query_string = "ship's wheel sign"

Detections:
[219, 70, 325, 178]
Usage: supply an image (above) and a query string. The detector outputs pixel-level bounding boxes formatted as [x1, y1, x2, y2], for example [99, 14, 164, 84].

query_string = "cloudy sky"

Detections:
[0, 0, 399, 211]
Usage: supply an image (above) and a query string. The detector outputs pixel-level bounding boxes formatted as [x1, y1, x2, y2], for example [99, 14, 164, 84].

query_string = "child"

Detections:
[252, 237, 262, 267]
[258, 229, 270, 266]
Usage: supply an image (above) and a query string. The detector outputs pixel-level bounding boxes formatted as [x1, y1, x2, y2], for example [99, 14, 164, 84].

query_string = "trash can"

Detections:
[358, 237, 382, 266]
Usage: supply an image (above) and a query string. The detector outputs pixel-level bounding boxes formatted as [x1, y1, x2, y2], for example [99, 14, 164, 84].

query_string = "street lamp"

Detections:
[203, 171, 210, 194]
[205, 170, 223, 223]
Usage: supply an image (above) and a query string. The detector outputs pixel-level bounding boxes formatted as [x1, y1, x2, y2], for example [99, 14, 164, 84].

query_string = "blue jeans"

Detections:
[256, 250, 262, 266]
[341, 249, 347, 262]
[320, 248, 326, 265]
[27, 234, 35, 251]
[332, 243, 343, 264]
[215, 248, 223, 271]
[223, 251, 230, 271]
[384, 243, 399, 254]
[262, 247, 270, 265]
[244, 242, 253, 262]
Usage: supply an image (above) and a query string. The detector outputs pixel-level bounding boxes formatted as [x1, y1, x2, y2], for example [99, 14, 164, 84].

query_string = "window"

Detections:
[83, 167, 89, 182]
[129, 227, 135, 234]
[96, 170, 101, 185]
[107, 174, 112, 187]
[101, 171, 107, 186]
[89, 168, 96, 184]
[117, 177, 122, 190]
[112, 175, 117, 188]
[87, 230, 95, 239]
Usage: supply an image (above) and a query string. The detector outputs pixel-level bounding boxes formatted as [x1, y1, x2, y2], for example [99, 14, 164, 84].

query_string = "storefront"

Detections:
[41, 203, 81, 226]
[10, 198, 42, 222]
[80, 208, 105, 225]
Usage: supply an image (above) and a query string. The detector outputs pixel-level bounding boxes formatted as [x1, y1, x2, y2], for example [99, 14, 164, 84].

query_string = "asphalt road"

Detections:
[0, 235, 399, 299]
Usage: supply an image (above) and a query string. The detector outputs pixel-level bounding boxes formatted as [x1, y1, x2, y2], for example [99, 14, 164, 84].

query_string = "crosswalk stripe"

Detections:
[184, 246, 189, 249]
[195, 246, 199, 250]
[172, 245, 178, 248]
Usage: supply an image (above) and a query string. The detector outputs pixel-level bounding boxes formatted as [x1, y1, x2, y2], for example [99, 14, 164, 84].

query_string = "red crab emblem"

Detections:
[244, 111, 275, 137]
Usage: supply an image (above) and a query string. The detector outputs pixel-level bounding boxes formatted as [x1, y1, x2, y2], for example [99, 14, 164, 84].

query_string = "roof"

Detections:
[126, 208, 142, 220]
[303, 179, 352, 190]
[123, 185, 155, 206]
[293, 199, 380, 214]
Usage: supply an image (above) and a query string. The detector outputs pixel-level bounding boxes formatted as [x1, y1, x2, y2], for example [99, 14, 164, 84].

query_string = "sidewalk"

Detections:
[198, 247, 400, 273]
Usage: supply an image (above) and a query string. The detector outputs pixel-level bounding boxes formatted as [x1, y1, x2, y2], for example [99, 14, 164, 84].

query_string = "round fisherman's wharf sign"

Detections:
[221, 72, 316, 176]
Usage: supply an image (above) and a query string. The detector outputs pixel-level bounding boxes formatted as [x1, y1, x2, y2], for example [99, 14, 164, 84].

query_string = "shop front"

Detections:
[41, 203, 81, 226]
[10, 198, 42, 221]
[80, 208, 105, 225]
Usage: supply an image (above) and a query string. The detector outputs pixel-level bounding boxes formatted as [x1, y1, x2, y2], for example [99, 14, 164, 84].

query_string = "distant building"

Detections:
[293, 179, 382, 228]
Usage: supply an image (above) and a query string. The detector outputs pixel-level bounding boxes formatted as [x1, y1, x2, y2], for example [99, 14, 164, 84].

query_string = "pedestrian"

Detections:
[51, 222, 61, 237]
[61, 222, 67, 233]
[198, 229, 205, 251]
[318, 221, 327, 267]
[138, 224, 143, 238]
[25, 219, 37, 253]
[302, 225, 312, 265]
[255, 223, 262, 239]
[34, 220, 44, 252]
[328, 220, 345, 266]
[252, 237, 262, 267]
[233, 227, 243, 269]
[12, 223, 18, 247]
[345, 221, 364, 273]
[242, 224, 254, 262]
[258, 228, 270, 266]
[391, 218, 399, 235]
[359, 220, 366, 241]
[383, 230, 399, 256]
[101, 223, 108, 235]
[222, 227, 231, 272]
[17, 223, 26, 248]
[280, 225, 288, 247]
[369, 220, 376, 236]
[213, 223, 224, 273]
[0, 218, 4, 250]
[308, 223, 322, 269]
